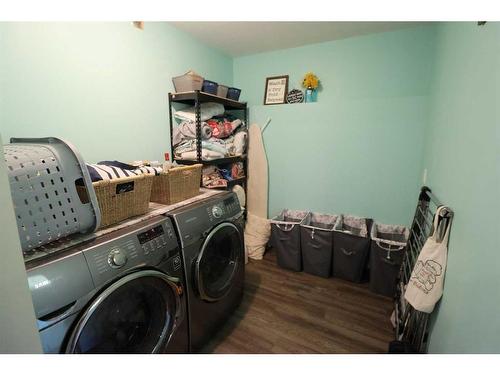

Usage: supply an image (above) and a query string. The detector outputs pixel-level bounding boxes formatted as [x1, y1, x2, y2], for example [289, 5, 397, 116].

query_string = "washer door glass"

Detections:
[196, 222, 242, 302]
[67, 271, 180, 353]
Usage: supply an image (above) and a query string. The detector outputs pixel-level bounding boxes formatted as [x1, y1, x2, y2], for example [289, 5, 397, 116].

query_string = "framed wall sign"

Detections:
[264, 75, 289, 105]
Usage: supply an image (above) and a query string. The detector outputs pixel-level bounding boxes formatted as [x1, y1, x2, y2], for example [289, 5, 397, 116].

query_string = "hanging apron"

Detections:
[404, 206, 451, 313]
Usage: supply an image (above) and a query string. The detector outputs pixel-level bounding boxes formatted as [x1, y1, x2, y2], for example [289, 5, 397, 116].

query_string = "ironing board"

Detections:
[246, 123, 268, 218]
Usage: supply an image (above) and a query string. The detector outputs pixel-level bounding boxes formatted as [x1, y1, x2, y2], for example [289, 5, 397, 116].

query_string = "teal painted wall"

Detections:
[235, 26, 436, 224]
[0, 22, 233, 163]
[423, 22, 500, 353]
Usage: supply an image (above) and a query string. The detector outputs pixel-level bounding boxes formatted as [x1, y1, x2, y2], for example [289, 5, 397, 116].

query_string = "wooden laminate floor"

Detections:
[201, 250, 394, 354]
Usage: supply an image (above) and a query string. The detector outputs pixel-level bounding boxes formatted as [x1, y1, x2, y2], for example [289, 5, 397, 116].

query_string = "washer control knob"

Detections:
[108, 249, 127, 268]
[212, 205, 223, 219]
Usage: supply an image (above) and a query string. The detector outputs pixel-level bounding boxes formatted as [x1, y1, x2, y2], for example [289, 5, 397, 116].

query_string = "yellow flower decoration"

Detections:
[302, 72, 319, 89]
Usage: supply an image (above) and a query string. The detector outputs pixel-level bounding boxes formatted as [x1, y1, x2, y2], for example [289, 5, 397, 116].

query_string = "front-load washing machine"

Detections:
[26, 216, 189, 353]
[168, 191, 245, 352]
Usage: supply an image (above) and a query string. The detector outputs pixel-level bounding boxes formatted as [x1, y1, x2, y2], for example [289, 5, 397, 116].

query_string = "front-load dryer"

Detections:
[168, 191, 245, 352]
[26, 216, 188, 353]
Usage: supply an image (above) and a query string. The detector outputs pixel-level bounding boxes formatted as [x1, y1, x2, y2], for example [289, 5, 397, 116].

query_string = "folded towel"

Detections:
[174, 139, 229, 157]
[178, 149, 225, 161]
[233, 130, 247, 155]
[173, 102, 225, 122]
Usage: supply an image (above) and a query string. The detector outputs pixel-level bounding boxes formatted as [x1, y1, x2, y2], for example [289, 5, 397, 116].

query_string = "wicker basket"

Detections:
[151, 164, 202, 205]
[78, 174, 154, 228]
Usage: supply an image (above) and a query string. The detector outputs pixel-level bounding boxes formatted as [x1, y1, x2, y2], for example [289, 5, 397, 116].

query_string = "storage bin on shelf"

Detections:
[270, 209, 309, 271]
[227, 87, 241, 101]
[369, 222, 409, 297]
[300, 212, 338, 278]
[172, 70, 204, 92]
[202, 80, 218, 95]
[217, 84, 229, 98]
[332, 215, 371, 283]
[150, 164, 202, 205]
[78, 174, 153, 228]
[3, 137, 101, 253]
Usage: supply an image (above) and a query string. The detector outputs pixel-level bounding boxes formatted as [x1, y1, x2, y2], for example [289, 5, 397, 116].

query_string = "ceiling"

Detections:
[170, 22, 429, 57]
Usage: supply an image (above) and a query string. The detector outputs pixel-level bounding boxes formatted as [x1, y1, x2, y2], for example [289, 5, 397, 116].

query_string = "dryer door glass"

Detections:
[196, 222, 242, 301]
[67, 271, 181, 353]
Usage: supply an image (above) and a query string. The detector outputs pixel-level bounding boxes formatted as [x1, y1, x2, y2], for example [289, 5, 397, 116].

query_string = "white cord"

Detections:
[261, 118, 272, 133]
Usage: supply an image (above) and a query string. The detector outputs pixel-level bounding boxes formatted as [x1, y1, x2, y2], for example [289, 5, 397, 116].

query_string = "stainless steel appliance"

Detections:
[169, 191, 245, 352]
[26, 216, 188, 353]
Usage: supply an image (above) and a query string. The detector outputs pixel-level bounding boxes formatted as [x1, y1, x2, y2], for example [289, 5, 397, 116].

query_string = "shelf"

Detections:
[174, 155, 247, 166]
[227, 177, 246, 187]
[169, 91, 247, 110]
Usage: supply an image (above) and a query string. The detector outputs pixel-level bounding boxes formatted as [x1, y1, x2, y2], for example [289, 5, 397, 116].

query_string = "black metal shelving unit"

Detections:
[168, 90, 248, 198]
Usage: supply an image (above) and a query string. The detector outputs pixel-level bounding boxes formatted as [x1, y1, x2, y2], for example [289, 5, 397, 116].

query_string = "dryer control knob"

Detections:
[212, 205, 223, 219]
[108, 249, 128, 268]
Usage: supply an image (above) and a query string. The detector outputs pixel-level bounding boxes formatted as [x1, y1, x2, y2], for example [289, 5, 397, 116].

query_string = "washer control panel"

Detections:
[223, 195, 240, 214]
[137, 224, 173, 256]
[83, 217, 180, 288]
[107, 248, 128, 268]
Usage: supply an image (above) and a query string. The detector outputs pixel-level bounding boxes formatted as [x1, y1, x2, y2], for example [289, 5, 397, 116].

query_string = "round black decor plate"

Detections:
[286, 89, 304, 104]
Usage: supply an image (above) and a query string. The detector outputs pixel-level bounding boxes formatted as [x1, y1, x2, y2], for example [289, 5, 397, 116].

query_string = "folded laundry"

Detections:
[173, 102, 225, 122]
[218, 167, 232, 180]
[233, 130, 247, 155]
[202, 166, 227, 189]
[231, 162, 245, 179]
[175, 139, 229, 157]
[177, 149, 226, 161]
[87, 161, 162, 182]
[206, 118, 242, 138]
[172, 120, 212, 146]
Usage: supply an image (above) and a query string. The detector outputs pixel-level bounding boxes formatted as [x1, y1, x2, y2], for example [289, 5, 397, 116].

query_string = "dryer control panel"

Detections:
[83, 216, 181, 288]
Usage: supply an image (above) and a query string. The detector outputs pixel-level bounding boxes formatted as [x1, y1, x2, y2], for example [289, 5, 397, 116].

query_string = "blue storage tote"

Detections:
[227, 87, 241, 101]
[202, 80, 218, 95]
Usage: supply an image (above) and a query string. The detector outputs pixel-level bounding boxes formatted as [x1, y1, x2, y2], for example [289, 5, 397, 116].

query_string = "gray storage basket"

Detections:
[270, 209, 309, 271]
[332, 215, 371, 282]
[300, 213, 338, 278]
[369, 223, 409, 297]
[4, 137, 101, 253]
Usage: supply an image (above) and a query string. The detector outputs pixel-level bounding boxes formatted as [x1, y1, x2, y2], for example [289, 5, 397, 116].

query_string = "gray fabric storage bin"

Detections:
[217, 84, 229, 98]
[270, 209, 309, 271]
[369, 223, 409, 297]
[362, 218, 375, 282]
[300, 213, 338, 278]
[172, 71, 204, 92]
[332, 215, 371, 282]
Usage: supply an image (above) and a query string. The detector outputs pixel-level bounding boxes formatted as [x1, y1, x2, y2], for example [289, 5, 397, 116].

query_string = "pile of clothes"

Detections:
[86, 161, 162, 182]
[172, 102, 248, 161]
[202, 162, 245, 189]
